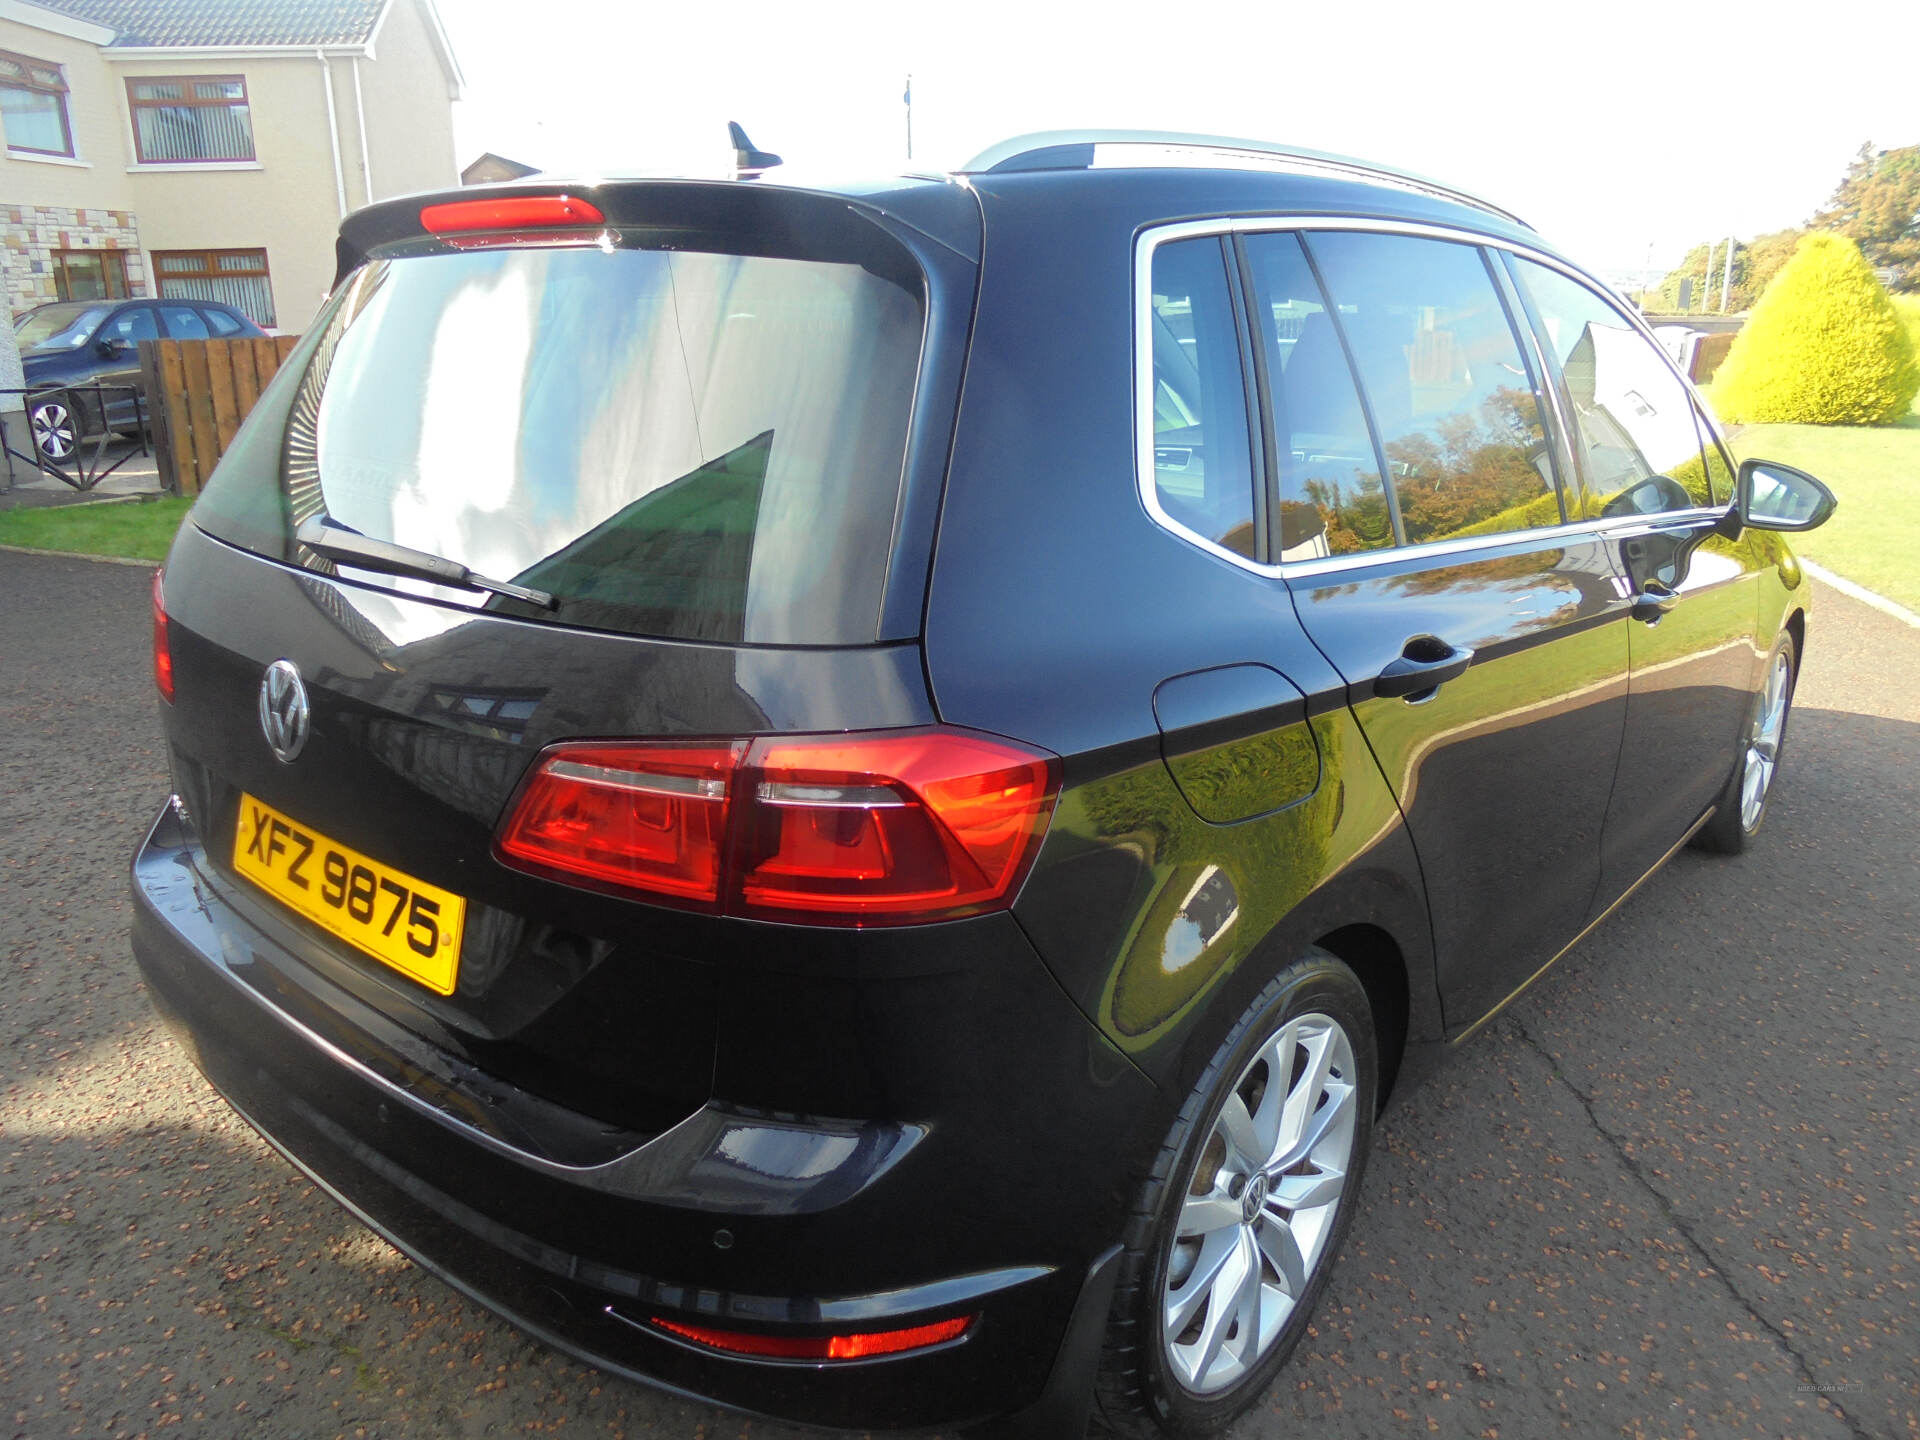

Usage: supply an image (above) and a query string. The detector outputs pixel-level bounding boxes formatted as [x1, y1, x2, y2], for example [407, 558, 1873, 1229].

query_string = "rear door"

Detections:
[158, 303, 210, 340]
[1501, 258, 1761, 908]
[1246, 227, 1634, 1027]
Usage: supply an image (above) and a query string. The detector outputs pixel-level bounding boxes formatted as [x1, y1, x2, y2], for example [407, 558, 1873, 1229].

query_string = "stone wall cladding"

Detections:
[3, 205, 146, 318]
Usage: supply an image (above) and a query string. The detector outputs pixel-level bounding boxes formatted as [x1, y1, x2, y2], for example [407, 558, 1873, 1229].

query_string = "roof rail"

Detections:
[955, 130, 1531, 231]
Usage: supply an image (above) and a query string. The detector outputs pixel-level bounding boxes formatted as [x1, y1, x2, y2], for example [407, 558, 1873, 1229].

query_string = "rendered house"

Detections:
[1, 0, 462, 331]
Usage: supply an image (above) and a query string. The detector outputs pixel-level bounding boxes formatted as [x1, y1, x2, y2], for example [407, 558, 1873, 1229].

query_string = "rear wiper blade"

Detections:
[296, 517, 556, 610]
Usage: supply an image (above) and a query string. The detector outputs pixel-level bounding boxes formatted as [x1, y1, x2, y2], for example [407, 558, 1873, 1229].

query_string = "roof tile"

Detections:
[26, 0, 389, 48]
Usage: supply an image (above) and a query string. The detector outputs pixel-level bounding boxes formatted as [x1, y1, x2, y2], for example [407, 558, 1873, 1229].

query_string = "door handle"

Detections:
[1373, 637, 1475, 700]
[1631, 581, 1679, 623]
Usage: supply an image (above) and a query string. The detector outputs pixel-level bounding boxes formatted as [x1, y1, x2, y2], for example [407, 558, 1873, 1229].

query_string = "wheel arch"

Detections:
[1310, 922, 1411, 1110]
[1148, 825, 1443, 1119]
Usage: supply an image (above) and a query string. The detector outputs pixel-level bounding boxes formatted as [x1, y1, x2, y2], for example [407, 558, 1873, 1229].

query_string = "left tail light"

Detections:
[152, 569, 174, 702]
[495, 727, 1060, 926]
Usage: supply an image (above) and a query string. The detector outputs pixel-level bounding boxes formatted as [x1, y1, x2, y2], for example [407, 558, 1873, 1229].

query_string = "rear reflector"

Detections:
[152, 569, 174, 703]
[496, 728, 1059, 925]
[649, 1314, 972, 1361]
[420, 194, 606, 235]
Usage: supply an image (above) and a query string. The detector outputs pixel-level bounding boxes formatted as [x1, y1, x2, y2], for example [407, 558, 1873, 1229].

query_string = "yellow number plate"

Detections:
[233, 793, 465, 995]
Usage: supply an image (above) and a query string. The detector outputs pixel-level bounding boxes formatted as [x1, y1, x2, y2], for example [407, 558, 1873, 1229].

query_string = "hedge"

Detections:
[1710, 233, 1919, 425]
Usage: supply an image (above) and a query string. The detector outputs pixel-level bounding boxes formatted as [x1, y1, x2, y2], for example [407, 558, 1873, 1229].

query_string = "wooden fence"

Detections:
[139, 335, 300, 495]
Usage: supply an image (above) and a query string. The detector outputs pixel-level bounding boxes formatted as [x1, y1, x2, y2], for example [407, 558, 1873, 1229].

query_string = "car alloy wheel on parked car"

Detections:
[130, 131, 1838, 1439]
[30, 396, 79, 463]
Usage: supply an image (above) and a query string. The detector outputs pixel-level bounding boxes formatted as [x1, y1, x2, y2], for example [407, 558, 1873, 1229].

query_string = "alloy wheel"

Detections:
[31, 400, 77, 462]
[1739, 648, 1792, 831]
[1161, 1012, 1358, 1394]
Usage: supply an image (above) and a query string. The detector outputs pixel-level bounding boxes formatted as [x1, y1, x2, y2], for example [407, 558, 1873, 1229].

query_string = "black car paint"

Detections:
[130, 162, 1809, 1435]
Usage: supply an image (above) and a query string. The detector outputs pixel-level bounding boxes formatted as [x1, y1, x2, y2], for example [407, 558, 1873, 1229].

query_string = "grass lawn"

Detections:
[0, 495, 191, 563]
[1727, 411, 1920, 612]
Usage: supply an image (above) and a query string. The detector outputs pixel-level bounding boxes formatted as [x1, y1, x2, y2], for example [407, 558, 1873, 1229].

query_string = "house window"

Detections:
[0, 49, 74, 157]
[154, 249, 275, 327]
[56, 250, 131, 302]
[127, 75, 254, 163]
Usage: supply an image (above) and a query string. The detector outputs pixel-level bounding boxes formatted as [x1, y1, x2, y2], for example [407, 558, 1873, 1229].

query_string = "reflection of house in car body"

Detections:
[1, 0, 462, 331]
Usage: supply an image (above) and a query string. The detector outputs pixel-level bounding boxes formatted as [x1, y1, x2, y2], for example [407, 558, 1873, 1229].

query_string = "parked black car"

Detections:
[14, 297, 264, 461]
[130, 132, 1836, 1439]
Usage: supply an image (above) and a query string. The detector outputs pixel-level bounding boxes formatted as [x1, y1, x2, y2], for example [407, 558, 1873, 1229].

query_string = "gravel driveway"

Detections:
[3, 549, 1915, 1440]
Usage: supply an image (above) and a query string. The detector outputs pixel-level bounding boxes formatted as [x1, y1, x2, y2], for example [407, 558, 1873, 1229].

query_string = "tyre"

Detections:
[1693, 630, 1798, 855]
[29, 396, 81, 464]
[1095, 950, 1376, 1438]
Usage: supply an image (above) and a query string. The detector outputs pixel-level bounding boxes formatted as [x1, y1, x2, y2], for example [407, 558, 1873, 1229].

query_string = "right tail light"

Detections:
[495, 727, 1060, 926]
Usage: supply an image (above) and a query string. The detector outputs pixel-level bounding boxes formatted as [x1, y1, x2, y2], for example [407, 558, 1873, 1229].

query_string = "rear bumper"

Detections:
[130, 800, 1154, 1432]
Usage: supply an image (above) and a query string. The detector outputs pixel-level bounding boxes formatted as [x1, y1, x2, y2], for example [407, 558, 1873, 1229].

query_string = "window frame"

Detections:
[1134, 215, 1728, 580]
[125, 73, 255, 164]
[1143, 233, 1268, 564]
[152, 247, 274, 327]
[53, 248, 131, 302]
[0, 47, 75, 158]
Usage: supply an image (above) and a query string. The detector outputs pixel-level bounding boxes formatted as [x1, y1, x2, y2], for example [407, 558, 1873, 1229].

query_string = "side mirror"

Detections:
[96, 336, 132, 358]
[1737, 459, 1837, 532]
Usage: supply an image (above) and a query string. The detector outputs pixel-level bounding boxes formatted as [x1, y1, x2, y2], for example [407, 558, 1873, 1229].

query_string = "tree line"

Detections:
[1642, 142, 1917, 312]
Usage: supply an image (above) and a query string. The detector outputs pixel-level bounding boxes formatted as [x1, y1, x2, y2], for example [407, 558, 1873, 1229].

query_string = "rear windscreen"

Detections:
[191, 240, 923, 644]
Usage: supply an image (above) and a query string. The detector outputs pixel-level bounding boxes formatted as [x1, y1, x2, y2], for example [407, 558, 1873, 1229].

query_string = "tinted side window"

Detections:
[1305, 232, 1561, 545]
[1511, 259, 1710, 518]
[105, 306, 158, 342]
[1693, 402, 1733, 506]
[159, 304, 209, 339]
[1148, 237, 1256, 559]
[204, 306, 244, 336]
[1242, 232, 1391, 559]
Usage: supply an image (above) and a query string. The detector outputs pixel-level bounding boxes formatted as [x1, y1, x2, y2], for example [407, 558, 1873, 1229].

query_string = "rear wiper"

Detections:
[296, 517, 556, 610]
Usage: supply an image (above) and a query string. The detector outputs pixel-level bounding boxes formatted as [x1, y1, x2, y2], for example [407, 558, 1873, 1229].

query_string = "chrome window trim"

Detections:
[1134, 215, 1733, 582]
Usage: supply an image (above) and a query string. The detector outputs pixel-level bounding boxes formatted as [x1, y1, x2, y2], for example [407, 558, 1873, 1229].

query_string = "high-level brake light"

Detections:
[419, 194, 606, 235]
[495, 728, 1059, 926]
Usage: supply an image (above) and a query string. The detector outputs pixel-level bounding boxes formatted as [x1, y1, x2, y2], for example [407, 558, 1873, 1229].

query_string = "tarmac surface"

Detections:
[2, 548, 1915, 1440]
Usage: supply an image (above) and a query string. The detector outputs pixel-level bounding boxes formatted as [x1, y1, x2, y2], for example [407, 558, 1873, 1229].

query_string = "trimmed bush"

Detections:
[1896, 295, 1920, 407]
[1710, 233, 1920, 425]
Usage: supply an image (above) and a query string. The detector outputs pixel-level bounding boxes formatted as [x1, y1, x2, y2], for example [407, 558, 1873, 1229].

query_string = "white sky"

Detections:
[439, 0, 1918, 282]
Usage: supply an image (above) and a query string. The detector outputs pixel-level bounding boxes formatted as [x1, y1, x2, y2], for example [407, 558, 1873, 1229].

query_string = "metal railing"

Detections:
[1, 383, 152, 493]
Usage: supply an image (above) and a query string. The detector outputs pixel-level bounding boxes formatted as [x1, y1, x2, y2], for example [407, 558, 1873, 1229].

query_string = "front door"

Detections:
[95, 304, 158, 427]
[1500, 258, 1763, 910]
[1241, 228, 1633, 1027]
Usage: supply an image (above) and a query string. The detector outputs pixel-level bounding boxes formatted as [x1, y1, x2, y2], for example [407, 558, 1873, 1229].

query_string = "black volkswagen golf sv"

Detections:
[132, 132, 1836, 1439]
